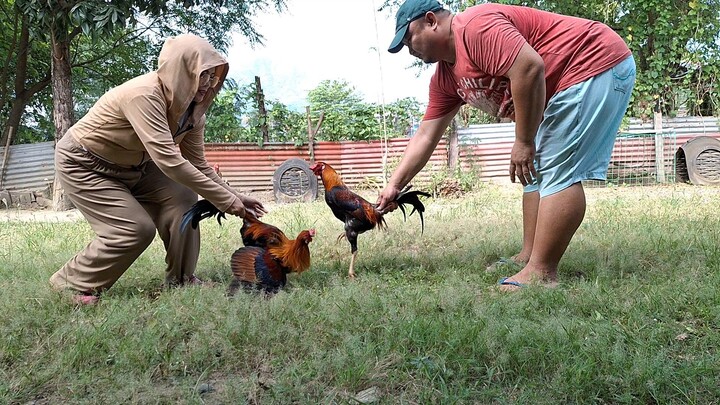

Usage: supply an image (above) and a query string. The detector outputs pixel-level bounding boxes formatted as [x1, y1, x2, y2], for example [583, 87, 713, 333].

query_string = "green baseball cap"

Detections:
[388, 0, 445, 53]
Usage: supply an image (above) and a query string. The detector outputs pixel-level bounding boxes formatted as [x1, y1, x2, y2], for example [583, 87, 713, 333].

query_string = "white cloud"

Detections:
[226, 0, 435, 110]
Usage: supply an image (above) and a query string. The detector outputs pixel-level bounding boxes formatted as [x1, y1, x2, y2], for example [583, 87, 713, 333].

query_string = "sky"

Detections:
[226, 0, 435, 111]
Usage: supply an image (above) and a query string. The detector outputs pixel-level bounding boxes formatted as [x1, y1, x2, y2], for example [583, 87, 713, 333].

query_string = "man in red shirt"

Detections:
[377, 0, 635, 289]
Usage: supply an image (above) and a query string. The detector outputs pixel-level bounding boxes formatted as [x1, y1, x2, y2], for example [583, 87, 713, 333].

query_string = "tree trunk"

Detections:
[50, 32, 75, 211]
[1, 15, 27, 147]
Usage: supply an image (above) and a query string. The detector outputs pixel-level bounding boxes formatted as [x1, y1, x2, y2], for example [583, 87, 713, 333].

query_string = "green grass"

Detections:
[1, 184, 719, 404]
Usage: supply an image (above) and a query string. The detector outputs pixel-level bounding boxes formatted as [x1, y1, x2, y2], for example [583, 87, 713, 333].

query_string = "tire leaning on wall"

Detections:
[272, 158, 318, 203]
[675, 136, 720, 185]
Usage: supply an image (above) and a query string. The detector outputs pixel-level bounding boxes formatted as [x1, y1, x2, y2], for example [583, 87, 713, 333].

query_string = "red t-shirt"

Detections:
[424, 4, 632, 121]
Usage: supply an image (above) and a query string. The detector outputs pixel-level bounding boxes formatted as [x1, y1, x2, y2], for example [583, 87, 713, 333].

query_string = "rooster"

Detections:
[180, 199, 315, 294]
[230, 226, 315, 294]
[309, 161, 429, 278]
[240, 213, 285, 248]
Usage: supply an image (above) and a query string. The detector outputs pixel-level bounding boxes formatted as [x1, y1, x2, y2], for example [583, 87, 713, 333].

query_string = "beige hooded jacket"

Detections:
[67, 34, 237, 212]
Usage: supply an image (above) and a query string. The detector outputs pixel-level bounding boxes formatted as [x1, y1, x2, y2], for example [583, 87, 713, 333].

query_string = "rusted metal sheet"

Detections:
[204, 143, 311, 192]
[205, 138, 448, 192]
[0, 141, 55, 191]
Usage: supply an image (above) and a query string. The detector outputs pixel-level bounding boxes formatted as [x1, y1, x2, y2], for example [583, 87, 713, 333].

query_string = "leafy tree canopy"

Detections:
[379, 0, 720, 119]
[205, 78, 425, 144]
[1, 0, 287, 145]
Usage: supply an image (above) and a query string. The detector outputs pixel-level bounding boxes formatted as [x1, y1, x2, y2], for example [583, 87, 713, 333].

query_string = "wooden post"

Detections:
[306, 106, 324, 164]
[448, 120, 459, 171]
[306, 107, 314, 163]
[0, 127, 14, 189]
[653, 101, 665, 183]
[255, 76, 269, 144]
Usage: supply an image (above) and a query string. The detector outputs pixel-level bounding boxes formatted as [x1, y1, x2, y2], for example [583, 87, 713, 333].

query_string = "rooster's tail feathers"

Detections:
[180, 199, 226, 233]
[395, 187, 431, 233]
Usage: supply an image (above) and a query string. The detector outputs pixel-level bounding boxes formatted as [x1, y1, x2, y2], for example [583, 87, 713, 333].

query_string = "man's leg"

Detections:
[502, 182, 585, 286]
[486, 188, 538, 272]
[515, 190, 540, 263]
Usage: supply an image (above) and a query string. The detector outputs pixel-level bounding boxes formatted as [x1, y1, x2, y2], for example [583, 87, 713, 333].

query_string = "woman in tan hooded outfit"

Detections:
[51, 34, 265, 304]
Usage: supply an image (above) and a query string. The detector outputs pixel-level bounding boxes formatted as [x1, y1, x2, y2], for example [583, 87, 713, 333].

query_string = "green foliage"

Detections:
[558, 0, 704, 117]
[15, 0, 287, 47]
[15, 1, 147, 43]
[205, 78, 426, 145]
[492, 0, 720, 117]
[205, 79, 307, 144]
[265, 100, 307, 144]
[149, 0, 288, 52]
[381, 96, 425, 137]
[204, 80, 249, 143]
[0, 2, 50, 144]
[380, 0, 720, 119]
[307, 79, 424, 141]
[426, 165, 482, 197]
[307, 79, 372, 141]
[456, 104, 500, 127]
[3, 0, 288, 146]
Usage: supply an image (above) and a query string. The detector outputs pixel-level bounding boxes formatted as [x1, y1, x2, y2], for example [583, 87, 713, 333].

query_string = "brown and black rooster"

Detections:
[180, 200, 315, 294]
[309, 161, 429, 278]
[232, 214, 315, 294]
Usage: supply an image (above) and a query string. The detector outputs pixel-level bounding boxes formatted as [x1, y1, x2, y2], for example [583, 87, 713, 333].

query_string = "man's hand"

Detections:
[238, 195, 267, 218]
[376, 184, 402, 213]
[509, 140, 537, 186]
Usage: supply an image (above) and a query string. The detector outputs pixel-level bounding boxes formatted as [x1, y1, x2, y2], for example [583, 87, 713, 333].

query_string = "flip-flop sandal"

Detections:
[498, 277, 525, 288]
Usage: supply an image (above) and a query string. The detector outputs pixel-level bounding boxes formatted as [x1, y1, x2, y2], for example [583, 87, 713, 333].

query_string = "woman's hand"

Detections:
[225, 197, 247, 218]
[238, 195, 267, 218]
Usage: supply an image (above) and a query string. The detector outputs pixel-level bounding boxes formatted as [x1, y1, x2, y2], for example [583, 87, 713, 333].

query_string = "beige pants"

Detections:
[50, 135, 200, 293]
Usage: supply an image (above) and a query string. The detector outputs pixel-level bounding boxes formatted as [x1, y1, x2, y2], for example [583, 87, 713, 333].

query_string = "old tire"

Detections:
[272, 158, 317, 203]
[675, 136, 720, 185]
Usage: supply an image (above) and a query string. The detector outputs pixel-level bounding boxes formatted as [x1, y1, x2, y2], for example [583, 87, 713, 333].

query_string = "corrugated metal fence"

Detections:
[2, 116, 718, 192]
[205, 138, 448, 192]
[458, 116, 720, 182]
[0, 141, 55, 191]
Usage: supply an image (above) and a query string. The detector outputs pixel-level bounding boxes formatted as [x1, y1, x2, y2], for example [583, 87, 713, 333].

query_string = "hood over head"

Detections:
[157, 34, 228, 126]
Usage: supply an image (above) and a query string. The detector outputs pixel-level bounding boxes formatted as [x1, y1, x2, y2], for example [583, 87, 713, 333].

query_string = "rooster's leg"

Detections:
[347, 232, 359, 279]
[348, 251, 357, 279]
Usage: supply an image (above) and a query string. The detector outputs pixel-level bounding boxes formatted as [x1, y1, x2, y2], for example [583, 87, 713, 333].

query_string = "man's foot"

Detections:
[497, 265, 558, 292]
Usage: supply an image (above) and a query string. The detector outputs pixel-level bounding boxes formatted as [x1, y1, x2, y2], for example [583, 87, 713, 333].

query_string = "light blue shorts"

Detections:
[524, 55, 636, 196]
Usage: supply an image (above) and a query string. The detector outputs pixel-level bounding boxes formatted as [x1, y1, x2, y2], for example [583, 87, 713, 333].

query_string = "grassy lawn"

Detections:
[1, 184, 719, 404]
